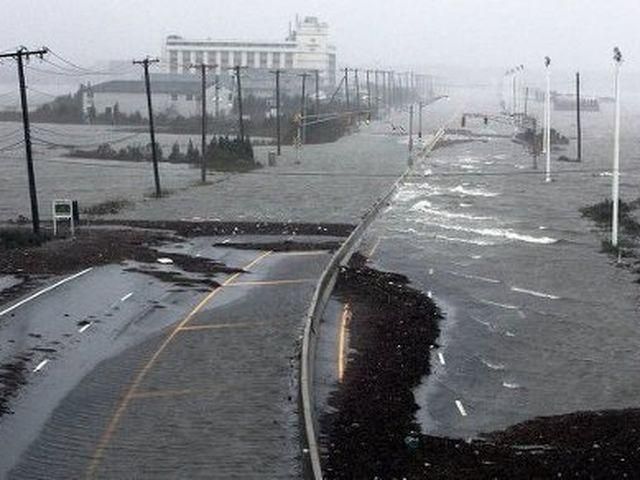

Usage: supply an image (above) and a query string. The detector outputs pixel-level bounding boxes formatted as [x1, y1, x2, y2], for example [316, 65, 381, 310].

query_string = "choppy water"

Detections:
[367, 87, 640, 437]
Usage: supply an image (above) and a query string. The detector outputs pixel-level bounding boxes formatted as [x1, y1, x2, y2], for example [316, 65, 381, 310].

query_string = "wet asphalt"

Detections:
[0, 238, 332, 479]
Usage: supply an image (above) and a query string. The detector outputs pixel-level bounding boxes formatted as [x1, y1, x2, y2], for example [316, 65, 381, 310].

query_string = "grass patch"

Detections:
[81, 199, 133, 216]
[580, 198, 640, 235]
[0, 228, 48, 251]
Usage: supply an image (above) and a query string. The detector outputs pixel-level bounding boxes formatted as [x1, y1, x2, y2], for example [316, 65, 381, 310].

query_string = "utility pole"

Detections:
[233, 65, 246, 142]
[0, 47, 48, 235]
[344, 67, 350, 110]
[298, 72, 310, 144]
[190, 62, 217, 183]
[576, 71, 582, 162]
[612, 47, 623, 248]
[418, 102, 424, 139]
[524, 86, 529, 117]
[133, 57, 161, 197]
[314, 69, 320, 116]
[408, 104, 414, 166]
[366, 70, 372, 122]
[354, 68, 361, 120]
[374, 70, 380, 118]
[269, 69, 282, 155]
[544, 56, 552, 183]
[215, 73, 220, 119]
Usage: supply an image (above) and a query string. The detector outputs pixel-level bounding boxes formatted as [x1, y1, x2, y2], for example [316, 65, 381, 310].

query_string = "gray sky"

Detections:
[2, 0, 639, 74]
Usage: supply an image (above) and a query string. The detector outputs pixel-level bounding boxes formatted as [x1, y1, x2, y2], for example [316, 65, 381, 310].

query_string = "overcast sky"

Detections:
[2, 0, 639, 75]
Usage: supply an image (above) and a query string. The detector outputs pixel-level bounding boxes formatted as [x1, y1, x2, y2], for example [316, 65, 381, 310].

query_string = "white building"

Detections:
[83, 74, 232, 120]
[163, 16, 337, 91]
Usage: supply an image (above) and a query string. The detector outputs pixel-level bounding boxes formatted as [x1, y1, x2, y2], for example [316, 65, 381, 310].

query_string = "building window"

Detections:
[285, 53, 294, 68]
[247, 51, 255, 67]
[171, 93, 178, 101]
[182, 51, 191, 72]
[207, 51, 216, 65]
[259, 52, 268, 68]
[233, 52, 242, 66]
[169, 51, 178, 73]
[186, 94, 193, 101]
[195, 51, 203, 65]
[220, 51, 229, 68]
[272, 52, 280, 67]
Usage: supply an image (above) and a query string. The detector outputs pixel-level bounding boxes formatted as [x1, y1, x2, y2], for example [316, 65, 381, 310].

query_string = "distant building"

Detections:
[82, 73, 232, 119]
[162, 16, 337, 96]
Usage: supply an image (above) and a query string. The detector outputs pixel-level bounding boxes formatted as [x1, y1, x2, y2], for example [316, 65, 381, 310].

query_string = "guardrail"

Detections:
[299, 126, 446, 479]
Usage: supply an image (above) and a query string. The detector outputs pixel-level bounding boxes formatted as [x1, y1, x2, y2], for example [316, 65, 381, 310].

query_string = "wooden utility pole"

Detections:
[418, 102, 424, 139]
[374, 70, 380, 117]
[191, 62, 217, 183]
[299, 72, 310, 144]
[366, 70, 372, 121]
[233, 65, 246, 142]
[576, 71, 582, 162]
[314, 69, 320, 116]
[133, 57, 161, 197]
[0, 47, 48, 235]
[215, 73, 220, 119]
[344, 67, 350, 110]
[269, 69, 282, 155]
[354, 68, 361, 119]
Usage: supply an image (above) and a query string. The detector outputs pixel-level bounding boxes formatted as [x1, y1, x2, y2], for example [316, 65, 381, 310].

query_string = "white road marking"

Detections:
[78, 323, 92, 333]
[33, 359, 49, 373]
[455, 399, 468, 417]
[0, 268, 93, 318]
[510, 286, 560, 300]
[120, 292, 133, 302]
[438, 352, 446, 366]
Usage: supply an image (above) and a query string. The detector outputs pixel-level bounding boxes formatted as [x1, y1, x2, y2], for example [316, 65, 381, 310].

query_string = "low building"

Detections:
[163, 15, 337, 94]
[82, 73, 232, 120]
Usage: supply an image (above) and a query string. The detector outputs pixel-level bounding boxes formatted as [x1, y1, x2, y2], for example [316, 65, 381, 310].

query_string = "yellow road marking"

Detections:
[225, 278, 315, 287]
[129, 388, 196, 400]
[179, 321, 265, 332]
[273, 250, 330, 256]
[337, 302, 352, 382]
[86, 250, 272, 479]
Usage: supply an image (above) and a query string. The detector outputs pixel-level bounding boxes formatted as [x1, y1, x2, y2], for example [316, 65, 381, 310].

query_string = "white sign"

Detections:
[52, 199, 75, 236]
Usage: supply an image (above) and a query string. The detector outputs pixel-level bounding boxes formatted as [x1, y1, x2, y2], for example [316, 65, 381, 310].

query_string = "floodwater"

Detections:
[366, 85, 640, 438]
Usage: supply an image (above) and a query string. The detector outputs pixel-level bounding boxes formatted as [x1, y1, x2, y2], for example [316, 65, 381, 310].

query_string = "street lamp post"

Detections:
[544, 56, 552, 183]
[612, 47, 623, 248]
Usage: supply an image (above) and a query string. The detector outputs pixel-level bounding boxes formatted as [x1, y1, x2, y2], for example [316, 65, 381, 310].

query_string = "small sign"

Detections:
[52, 199, 75, 236]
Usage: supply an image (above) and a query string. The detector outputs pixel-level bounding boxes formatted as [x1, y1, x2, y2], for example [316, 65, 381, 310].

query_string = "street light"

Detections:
[612, 47, 623, 247]
[544, 56, 552, 183]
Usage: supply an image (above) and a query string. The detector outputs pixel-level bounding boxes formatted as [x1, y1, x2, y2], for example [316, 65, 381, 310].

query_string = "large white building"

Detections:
[163, 16, 337, 91]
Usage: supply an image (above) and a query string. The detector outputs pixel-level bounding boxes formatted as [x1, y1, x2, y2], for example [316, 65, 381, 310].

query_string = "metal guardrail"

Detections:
[299, 126, 446, 479]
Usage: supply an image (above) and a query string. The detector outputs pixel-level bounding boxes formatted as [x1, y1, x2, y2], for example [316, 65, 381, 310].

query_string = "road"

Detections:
[0, 236, 333, 479]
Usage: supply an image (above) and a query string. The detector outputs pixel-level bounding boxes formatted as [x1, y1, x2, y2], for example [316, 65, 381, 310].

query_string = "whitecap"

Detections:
[412, 204, 493, 221]
[450, 185, 499, 197]
[459, 203, 473, 208]
[435, 235, 496, 246]
[421, 222, 558, 245]
[510, 286, 560, 300]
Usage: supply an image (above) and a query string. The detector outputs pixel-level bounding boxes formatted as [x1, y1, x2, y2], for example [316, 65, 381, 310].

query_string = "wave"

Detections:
[450, 185, 499, 197]
[411, 203, 493, 221]
[459, 203, 473, 208]
[394, 188, 423, 203]
[510, 286, 560, 300]
[435, 235, 496, 246]
[422, 222, 558, 245]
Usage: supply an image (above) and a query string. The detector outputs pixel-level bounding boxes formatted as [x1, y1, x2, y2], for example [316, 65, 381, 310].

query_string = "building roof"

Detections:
[90, 74, 203, 95]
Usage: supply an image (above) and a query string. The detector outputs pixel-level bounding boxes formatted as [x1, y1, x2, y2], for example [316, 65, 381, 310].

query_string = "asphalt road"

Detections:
[0, 236, 332, 479]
